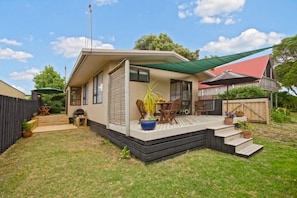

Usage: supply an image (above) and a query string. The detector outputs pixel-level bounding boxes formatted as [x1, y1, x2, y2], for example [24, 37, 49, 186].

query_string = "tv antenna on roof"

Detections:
[88, 3, 93, 50]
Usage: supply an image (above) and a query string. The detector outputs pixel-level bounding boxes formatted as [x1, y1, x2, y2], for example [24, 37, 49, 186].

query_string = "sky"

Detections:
[0, 0, 296, 95]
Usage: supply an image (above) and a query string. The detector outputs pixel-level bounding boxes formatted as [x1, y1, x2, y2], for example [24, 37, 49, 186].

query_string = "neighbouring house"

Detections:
[198, 54, 279, 104]
[0, 80, 26, 99]
[66, 48, 269, 163]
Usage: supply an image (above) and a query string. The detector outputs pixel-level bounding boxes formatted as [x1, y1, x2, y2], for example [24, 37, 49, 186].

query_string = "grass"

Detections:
[1, 121, 297, 198]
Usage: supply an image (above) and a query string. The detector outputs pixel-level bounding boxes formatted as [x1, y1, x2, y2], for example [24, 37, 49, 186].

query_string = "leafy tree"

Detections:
[216, 86, 268, 99]
[134, 33, 199, 60]
[33, 65, 65, 89]
[33, 65, 65, 113]
[272, 35, 297, 95]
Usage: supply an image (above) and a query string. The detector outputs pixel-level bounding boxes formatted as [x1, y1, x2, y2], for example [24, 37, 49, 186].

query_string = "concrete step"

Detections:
[225, 138, 253, 152]
[215, 130, 242, 143]
[236, 144, 263, 158]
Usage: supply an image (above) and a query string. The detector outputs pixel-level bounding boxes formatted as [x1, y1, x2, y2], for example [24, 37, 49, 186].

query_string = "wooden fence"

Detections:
[222, 98, 270, 124]
[0, 95, 39, 154]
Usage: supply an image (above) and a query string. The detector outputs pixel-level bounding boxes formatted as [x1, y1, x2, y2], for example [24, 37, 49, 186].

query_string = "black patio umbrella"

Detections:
[201, 70, 259, 112]
[32, 87, 64, 94]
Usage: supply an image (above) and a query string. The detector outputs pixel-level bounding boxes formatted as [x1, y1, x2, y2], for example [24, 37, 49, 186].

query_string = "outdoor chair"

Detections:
[136, 99, 146, 123]
[194, 101, 206, 115]
[159, 98, 181, 124]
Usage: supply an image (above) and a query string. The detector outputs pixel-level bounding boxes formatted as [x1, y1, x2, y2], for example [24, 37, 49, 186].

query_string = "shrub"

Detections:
[271, 108, 295, 123]
[217, 86, 268, 99]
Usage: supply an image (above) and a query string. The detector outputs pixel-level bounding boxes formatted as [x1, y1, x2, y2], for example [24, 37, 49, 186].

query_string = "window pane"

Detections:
[139, 70, 149, 82]
[130, 69, 138, 81]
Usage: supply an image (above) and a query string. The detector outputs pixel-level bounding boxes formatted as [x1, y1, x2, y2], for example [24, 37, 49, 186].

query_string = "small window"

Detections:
[83, 83, 88, 105]
[70, 87, 81, 106]
[130, 67, 149, 82]
[93, 72, 103, 104]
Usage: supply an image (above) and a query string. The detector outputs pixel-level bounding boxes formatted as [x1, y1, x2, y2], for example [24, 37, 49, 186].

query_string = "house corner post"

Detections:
[125, 59, 130, 136]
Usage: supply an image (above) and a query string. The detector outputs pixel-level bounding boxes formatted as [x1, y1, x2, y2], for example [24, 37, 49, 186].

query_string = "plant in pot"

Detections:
[237, 120, 253, 139]
[235, 110, 244, 117]
[141, 83, 159, 130]
[22, 119, 33, 138]
[224, 111, 235, 125]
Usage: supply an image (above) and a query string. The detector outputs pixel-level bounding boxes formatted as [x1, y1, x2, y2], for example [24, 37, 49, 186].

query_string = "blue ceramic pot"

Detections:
[140, 120, 157, 130]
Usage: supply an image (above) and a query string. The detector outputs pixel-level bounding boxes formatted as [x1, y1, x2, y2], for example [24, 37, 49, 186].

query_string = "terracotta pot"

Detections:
[22, 131, 33, 138]
[243, 131, 251, 139]
[224, 117, 233, 125]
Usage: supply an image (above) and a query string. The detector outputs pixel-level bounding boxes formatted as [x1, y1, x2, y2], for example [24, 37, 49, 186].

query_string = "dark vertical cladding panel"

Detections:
[0, 95, 39, 154]
[88, 120, 207, 164]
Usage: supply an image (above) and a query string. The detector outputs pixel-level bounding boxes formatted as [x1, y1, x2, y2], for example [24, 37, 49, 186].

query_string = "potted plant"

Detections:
[224, 111, 235, 125]
[140, 83, 159, 130]
[237, 120, 253, 138]
[235, 110, 244, 117]
[22, 119, 33, 138]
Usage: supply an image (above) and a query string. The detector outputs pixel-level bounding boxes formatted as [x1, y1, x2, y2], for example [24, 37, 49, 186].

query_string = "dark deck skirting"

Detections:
[88, 120, 208, 164]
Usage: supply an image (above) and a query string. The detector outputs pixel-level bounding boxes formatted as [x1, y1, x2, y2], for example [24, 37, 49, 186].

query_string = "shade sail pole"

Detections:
[226, 85, 229, 112]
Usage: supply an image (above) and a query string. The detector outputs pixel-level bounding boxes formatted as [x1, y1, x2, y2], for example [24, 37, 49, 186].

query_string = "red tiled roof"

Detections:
[199, 54, 270, 89]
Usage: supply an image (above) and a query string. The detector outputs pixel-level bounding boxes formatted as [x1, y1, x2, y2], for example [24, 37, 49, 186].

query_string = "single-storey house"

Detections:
[0, 80, 26, 99]
[66, 48, 268, 163]
[198, 54, 279, 104]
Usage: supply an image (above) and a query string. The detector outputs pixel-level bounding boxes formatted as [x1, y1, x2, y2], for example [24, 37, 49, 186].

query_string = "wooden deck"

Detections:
[110, 115, 225, 141]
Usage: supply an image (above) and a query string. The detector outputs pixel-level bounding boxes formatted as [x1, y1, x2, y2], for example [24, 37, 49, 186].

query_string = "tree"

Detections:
[33, 65, 65, 89]
[272, 35, 297, 95]
[134, 33, 199, 60]
[33, 65, 65, 113]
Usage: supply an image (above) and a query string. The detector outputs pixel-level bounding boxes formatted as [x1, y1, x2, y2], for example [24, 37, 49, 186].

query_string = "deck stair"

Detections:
[37, 114, 69, 126]
[207, 125, 263, 158]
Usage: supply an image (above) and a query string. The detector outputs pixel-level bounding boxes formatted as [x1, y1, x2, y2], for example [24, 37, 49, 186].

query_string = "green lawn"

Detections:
[0, 123, 297, 198]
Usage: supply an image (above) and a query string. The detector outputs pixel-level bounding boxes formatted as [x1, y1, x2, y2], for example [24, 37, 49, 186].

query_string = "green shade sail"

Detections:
[135, 46, 273, 74]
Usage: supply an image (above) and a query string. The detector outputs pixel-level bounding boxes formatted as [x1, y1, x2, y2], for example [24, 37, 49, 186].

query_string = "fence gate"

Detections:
[223, 98, 270, 124]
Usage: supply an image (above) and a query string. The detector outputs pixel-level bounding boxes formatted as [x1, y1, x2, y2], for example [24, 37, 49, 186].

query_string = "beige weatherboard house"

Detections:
[66, 48, 269, 163]
[66, 48, 211, 130]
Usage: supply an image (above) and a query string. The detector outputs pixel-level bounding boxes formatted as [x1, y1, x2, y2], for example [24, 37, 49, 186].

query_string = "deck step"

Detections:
[225, 138, 253, 152]
[208, 125, 234, 133]
[37, 114, 69, 126]
[215, 130, 242, 143]
[236, 144, 263, 157]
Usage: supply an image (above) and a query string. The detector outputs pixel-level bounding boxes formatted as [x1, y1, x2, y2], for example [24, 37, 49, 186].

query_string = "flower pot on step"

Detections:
[224, 117, 234, 125]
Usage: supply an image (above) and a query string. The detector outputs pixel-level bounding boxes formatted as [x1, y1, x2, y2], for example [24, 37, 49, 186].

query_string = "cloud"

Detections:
[178, 0, 245, 24]
[51, 36, 114, 58]
[93, 0, 118, 6]
[9, 67, 40, 81]
[201, 28, 284, 53]
[0, 47, 33, 62]
[178, 2, 194, 19]
[0, 38, 22, 46]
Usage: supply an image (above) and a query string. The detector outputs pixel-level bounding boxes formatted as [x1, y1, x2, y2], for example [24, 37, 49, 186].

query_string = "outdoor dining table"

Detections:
[39, 105, 50, 116]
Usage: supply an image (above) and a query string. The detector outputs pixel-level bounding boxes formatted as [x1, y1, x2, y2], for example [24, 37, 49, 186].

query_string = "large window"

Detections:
[83, 83, 88, 105]
[93, 72, 103, 104]
[130, 67, 149, 82]
[70, 87, 81, 106]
